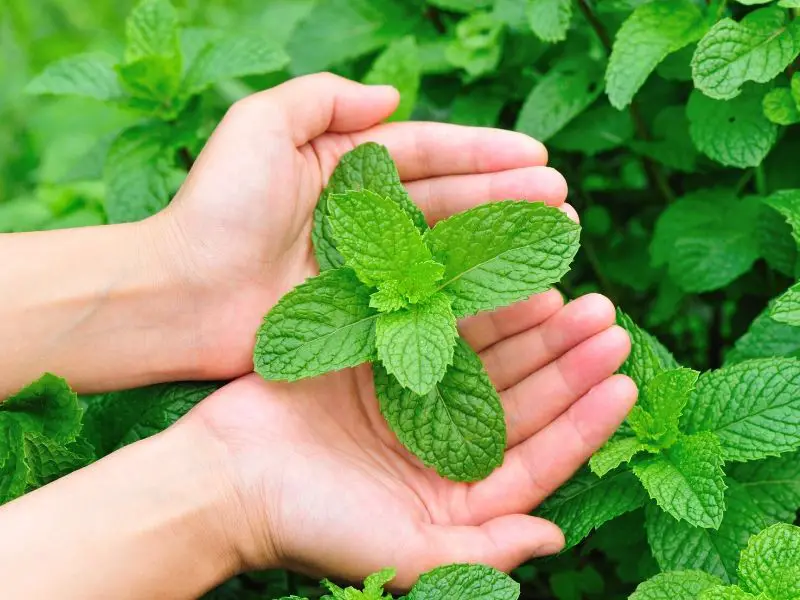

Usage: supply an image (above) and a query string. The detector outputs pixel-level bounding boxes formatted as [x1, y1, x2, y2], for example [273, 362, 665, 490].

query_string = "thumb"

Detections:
[397, 515, 565, 588]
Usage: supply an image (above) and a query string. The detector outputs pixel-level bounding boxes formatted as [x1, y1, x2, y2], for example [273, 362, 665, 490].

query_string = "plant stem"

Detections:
[755, 164, 767, 196]
[576, 0, 612, 53]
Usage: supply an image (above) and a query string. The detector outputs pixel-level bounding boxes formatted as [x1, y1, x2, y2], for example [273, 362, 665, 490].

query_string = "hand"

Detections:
[157, 72, 576, 380]
[183, 292, 635, 587]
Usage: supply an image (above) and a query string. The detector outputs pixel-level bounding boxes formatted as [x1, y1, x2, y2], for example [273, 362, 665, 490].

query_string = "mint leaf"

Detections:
[116, 55, 182, 114]
[429, 0, 493, 11]
[633, 432, 727, 529]
[729, 451, 800, 523]
[770, 282, 800, 327]
[183, 34, 289, 96]
[363, 568, 395, 599]
[763, 86, 800, 125]
[688, 87, 779, 168]
[629, 571, 723, 600]
[328, 190, 442, 299]
[254, 269, 378, 382]
[589, 436, 650, 478]
[764, 189, 800, 248]
[616, 309, 679, 391]
[606, 0, 706, 109]
[699, 586, 759, 600]
[445, 12, 503, 79]
[516, 57, 604, 141]
[22, 432, 94, 489]
[82, 382, 220, 456]
[407, 564, 519, 600]
[0, 420, 28, 503]
[692, 7, 800, 100]
[425, 201, 580, 318]
[375, 293, 457, 395]
[313, 143, 427, 271]
[125, 0, 180, 63]
[549, 104, 634, 156]
[26, 53, 124, 101]
[1, 373, 82, 443]
[628, 368, 699, 449]
[726, 307, 800, 364]
[363, 36, 421, 122]
[738, 523, 800, 598]
[682, 358, 800, 462]
[535, 468, 649, 549]
[631, 106, 698, 172]
[526, 0, 573, 43]
[758, 199, 798, 278]
[374, 338, 505, 482]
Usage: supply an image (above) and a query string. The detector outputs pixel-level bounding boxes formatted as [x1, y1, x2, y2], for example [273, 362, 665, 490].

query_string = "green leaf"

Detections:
[628, 368, 699, 449]
[82, 382, 221, 457]
[450, 87, 506, 127]
[363, 36, 421, 122]
[254, 269, 378, 382]
[125, 0, 180, 62]
[729, 451, 800, 523]
[765, 189, 800, 247]
[116, 55, 182, 114]
[445, 12, 504, 80]
[407, 563, 519, 600]
[726, 305, 800, 364]
[605, 0, 706, 109]
[428, 0, 493, 11]
[629, 571, 723, 600]
[633, 432, 726, 529]
[425, 201, 580, 318]
[516, 57, 604, 141]
[682, 358, 800, 462]
[692, 7, 800, 100]
[0, 420, 28, 503]
[616, 309, 679, 391]
[1, 373, 82, 444]
[363, 568, 395, 599]
[758, 199, 798, 278]
[589, 436, 650, 478]
[631, 105, 699, 172]
[763, 86, 800, 126]
[738, 523, 800, 598]
[375, 293, 457, 395]
[22, 432, 94, 489]
[771, 282, 800, 326]
[699, 586, 759, 600]
[26, 53, 124, 101]
[650, 190, 761, 293]
[549, 104, 634, 156]
[313, 143, 427, 271]
[526, 0, 573, 43]
[535, 468, 649, 548]
[183, 34, 289, 96]
[374, 338, 505, 482]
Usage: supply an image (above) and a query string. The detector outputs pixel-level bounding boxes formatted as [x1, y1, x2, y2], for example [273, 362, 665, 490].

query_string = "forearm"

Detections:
[0, 422, 242, 599]
[0, 217, 202, 397]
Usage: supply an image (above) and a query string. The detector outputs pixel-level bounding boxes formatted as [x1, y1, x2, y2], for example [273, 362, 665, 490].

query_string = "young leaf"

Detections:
[1, 373, 82, 443]
[629, 571, 723, 600]
[374, 338, 505, 482]
[726, 306, 800, 364]
[362, 568, 395, 599]
[526, 0, 573, 44]
[375, 293, 457, 395]
[22, 432, 94, 489]
[692, 7, 800, 100]
[770, 281, 800, 326]
[763, 86, 800, 126]
[628, 368, 699, 449]
[738, 523, 800, 598]
[605, 0, 706, 109]
[424, 201, 580, 318]
[25, 54, 124, 101]
[254, 269, 378, 382]
[535, 468, 649, 548]
[682, 358, 800, 462]
[125, 0, 181, 62]
[764, 189, 800, 247]
[616, 309, 679, 391]
[633, 432, 727, 529]
[729, 451, 800, 523]
[589, 436, 650, 478]
[116, 55, 182, 113]
[406, 563, 519, 600]
[445, 12, 503, 79]
[183, 34, 289, 96]
[516, 57, 604, 141]
[312, 142, 427, 271]
[687, 87, 779, 168]
[363, 36, 421, 122]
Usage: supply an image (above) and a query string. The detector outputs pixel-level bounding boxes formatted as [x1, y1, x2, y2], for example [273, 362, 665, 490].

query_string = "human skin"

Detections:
[0, 74, 635, 598]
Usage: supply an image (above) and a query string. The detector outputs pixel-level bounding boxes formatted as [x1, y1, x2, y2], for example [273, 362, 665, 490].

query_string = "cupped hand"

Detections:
[158, 72, 575, 379]
[183, 291, 635, 587]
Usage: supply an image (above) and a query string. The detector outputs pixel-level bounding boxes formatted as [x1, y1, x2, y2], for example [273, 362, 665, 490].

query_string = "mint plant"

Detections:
[254, 142, 580, 482]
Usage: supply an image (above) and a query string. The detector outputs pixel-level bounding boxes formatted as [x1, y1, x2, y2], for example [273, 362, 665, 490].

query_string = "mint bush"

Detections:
[3, 0, 800, 597]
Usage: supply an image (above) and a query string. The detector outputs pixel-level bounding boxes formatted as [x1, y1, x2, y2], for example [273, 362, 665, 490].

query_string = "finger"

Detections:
[350, 122, 548, 181]
[560, 202, 579, 223]
[397, 515, 563, 588]
[232, 73, 400, 146]
[465, 375, 638, 523]
[404, 166, 567, 224]
[459, 289, 564, 353]
[501, 325, 631, 448]
[480, 294, 617, 392]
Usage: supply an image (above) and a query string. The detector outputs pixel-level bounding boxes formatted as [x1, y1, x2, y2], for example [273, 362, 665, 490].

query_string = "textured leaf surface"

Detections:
[0, 420, 28, 503]
[763, 86, 800, 125]
[363, 36, 420, 122]
[526, 0, 572, 43]
[535, 468, 648, 548]
[255, 269, 378, 381]
[1, 373, 82, 443]
[445, 12, 503, 79]
[628, 368, 699, 448]
[516, 57, 604, 141]
[629, 571, 723, 600]
[692, 8, 800, 100]
[633, 433, 726, 529]
[738, 523, 800, 597]
[407, 563, 519, 600]
[22, 433, 93, 489]
[26, 53, 123, 100]
[682, 358, 800, 461]
[549, 104, 634, 156]
[313, 143, 426, 271]
[729, 451, 800, 523]
[375, 293, 457, 395]
[125, 0, 180, 62]
[374, 339, 505, 482]
[425, 201, 580, 317]
[688, 87, 778, 168]
[589, 436, 649, 478]
[606, 0, 706, 109]
[616, 309, 679, 391]
[699, 586, 759, 600]
[770, 281, 800, 326]
[726, 307, 800, 364]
